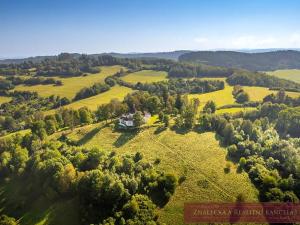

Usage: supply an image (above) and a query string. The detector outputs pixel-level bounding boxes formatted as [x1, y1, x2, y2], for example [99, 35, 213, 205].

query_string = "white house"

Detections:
[118, 113, 134, 128]
[118, 112, 151, 128]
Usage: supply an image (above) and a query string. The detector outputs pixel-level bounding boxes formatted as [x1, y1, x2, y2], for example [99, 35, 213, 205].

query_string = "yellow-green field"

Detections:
[121, 70, 168, 84]
[187, 84, 300, 111]
[188, 85, 235, 110]
[0, 129, 31, 140]
[243, 86, 300, 101]
[216, 107, 256, 114]
[46, 85, 133, 113]
[0, 96, 11, 105]
[266, 69, 300, 83]
[13, 66, 124, 99]
[61, 125, 258, 224]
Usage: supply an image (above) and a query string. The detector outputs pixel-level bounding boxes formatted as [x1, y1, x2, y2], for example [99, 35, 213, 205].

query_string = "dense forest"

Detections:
[0, 130, 177, 224]
[179, 50, 300, 71]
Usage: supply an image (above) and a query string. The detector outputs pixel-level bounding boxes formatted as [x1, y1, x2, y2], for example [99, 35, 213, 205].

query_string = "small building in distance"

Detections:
[118, 111, 151, 128]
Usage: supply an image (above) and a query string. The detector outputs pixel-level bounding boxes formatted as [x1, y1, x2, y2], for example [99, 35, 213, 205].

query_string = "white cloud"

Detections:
[231, 36, 277, 48]
[289, 34, 300, 46]
[193, 34, 300, 49]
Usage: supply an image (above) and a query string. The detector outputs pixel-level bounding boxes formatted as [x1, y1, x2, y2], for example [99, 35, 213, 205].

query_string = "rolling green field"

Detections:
[59, 124, 258, 225]
[13, 66, 124, 99]
[0, 96, 11, 105]
[121, 70, 168, 84]
[243, 86, 300, 101]
[46, 85, 133, 113]
[266, 69, 300, 83]
[188, 85, 235, 110]
[188, 84, 300, 112]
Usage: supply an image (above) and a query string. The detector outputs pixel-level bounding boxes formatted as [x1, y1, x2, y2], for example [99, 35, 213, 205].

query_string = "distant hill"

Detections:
[0, 51, 190, 64]
[0, 55, 56, 64]
[179, 50, 300, 71]
[105, 50, 191, 60]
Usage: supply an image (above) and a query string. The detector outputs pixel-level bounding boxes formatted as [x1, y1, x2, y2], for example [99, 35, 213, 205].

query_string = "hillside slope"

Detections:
[179, 50, 300, 71]
[0, 51, 190, 64]
[62, 125, 258, 225]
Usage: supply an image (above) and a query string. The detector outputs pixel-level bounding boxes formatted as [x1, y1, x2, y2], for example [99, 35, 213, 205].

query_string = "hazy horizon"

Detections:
[1, 0, 300, 57]
[2, 48, 300, 60]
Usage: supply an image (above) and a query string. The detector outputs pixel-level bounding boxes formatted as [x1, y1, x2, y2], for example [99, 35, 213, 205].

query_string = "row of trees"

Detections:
[263, 89, 300, 106]
[35, 54, 101, 77]
[227, 71, 300, 90]
[168, 63, 234, 78]
[135, 78, 225, 95]
[6, 76, 62, 86]
[73, 83, 110, 101]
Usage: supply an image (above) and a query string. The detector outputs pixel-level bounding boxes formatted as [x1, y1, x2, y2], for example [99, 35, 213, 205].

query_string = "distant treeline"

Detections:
[227, 71, 300, 90]
[168, 63, 233, 78]
[6, 76, 62, 86]
[179, 50, 300, 71]
[2, 52, 300, 93]
[0, 76, 62, 93]
[134, 79, 225, 95]
[73, 83, 110, 101]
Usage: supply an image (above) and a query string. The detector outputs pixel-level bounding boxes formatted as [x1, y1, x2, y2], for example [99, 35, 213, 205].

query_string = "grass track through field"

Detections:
[142, 129, 236, 201]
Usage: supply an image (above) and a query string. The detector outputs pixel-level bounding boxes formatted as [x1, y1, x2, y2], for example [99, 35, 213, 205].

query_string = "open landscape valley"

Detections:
[1, 1, 300, 224]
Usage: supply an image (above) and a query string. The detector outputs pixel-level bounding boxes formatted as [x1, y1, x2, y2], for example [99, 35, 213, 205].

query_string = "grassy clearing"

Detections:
[243, 86, 300, 101]
[200, 77, 227, 82]
[216, 107, 256, 115]
[266, 69, 300, 83]
[0, 96, 11, 105]
[63, 124, 258, 225]
[0, 129, 31, 140]
[46, 85, 133, 113]
[188, 85, 235, 110]
[121, 70, 168, 84]
[13, 66, 124, 99]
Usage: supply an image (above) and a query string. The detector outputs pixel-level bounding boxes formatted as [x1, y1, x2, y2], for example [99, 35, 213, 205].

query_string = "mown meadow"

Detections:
[13, 66, 125, 99]
[121, 70, 168, 84]
[267, 69, 300, 83]
[58, 124, 258, 225]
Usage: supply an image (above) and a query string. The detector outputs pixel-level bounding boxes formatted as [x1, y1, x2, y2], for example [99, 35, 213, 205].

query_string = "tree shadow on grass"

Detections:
[214, 133, 227, 148]
[113, 130, 139, 148]
[192, 125, 211, 135]
[148, 191, 169, 208]
[154, 126, 167, 135]
[170, 125, 190, 135]
[77, 124, 106, 146]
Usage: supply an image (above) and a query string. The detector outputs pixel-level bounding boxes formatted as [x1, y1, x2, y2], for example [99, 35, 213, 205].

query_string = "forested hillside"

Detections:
[179, 50, 300, 71]
[0, 51, 190, 64]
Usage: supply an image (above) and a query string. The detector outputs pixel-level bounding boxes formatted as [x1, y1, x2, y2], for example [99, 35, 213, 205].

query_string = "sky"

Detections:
[1, 0, 300, 58]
